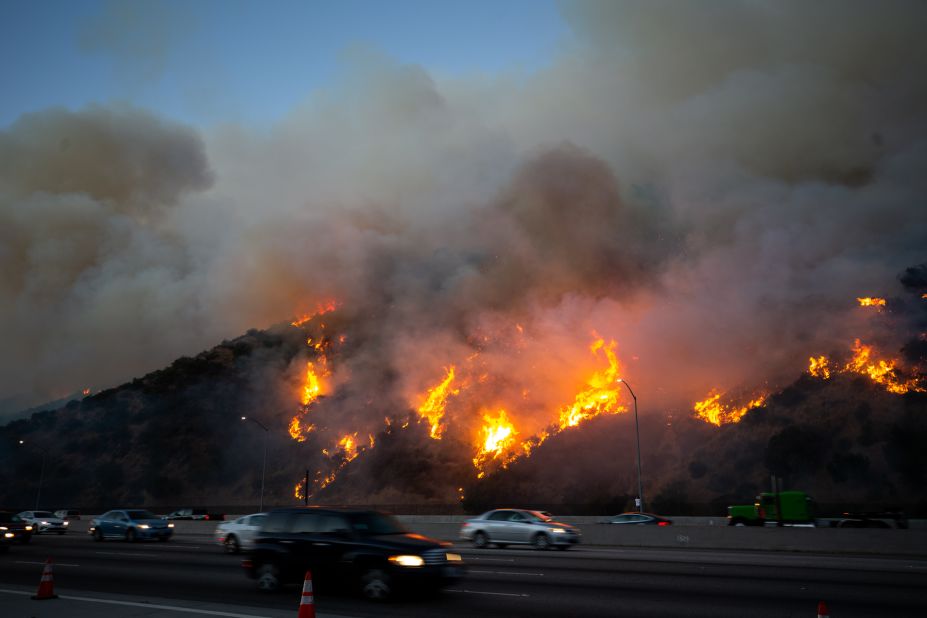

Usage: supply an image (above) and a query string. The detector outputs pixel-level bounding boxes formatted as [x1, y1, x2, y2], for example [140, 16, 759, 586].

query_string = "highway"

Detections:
[2, 530, 926, 617]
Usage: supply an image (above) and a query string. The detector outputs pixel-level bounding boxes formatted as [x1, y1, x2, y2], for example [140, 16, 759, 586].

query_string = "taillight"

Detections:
[241, 559, 253, 569]
[658, 521, 670, 527]
[205, 515, 210, 521]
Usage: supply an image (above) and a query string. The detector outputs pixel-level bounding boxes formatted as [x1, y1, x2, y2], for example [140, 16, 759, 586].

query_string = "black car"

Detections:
[600, 512, 673, 526]
[243, 507, 464, 600]
[0, 511, 34, 544]
[165, 508, 224, 521]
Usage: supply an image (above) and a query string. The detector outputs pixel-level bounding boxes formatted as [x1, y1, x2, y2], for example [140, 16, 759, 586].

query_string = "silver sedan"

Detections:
[460, 509, 580, 550]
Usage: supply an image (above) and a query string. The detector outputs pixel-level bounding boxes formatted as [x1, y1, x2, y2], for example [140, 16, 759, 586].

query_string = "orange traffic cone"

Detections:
[32, 557, 58, 600]
[297, 570, 315, 618]
[817, 600, 829, 618]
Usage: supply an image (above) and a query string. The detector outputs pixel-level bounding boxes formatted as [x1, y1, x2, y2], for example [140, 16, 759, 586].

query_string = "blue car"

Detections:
[90, 509, 174, 542]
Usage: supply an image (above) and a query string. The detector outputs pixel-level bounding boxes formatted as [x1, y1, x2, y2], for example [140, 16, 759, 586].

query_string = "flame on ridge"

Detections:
[558, 339, 625, 429]
[473, 409, 517, 479]
[693, 390, 767, 426]
[808, 356, 831, 379]
[416, 366, 459, 439]
[857, 297, 886, 308]
[291, 300, 339, 327]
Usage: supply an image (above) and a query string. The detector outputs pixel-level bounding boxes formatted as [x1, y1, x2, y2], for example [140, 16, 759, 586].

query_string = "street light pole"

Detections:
[19, 440, 48, 511]
[617, 380, 644, 513]
[241, 417, 269, 512]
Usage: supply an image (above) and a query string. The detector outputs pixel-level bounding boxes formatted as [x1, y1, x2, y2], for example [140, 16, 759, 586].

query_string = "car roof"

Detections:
[268, 506, 387, 515]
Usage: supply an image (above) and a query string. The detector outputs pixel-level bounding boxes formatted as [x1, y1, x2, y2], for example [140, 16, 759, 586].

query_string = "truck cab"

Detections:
[728, 491, 814, 526]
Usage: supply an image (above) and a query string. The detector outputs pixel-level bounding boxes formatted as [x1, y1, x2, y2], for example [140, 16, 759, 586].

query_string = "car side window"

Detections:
[317, 515, 351, 536]
[509, 512, 525, 522]
[263, 512, 291, 534]
[252, 515, 266, 526]
[118, 513, 130, 522]
[290, 513, 320, 534]
[488, 511, 511, 521]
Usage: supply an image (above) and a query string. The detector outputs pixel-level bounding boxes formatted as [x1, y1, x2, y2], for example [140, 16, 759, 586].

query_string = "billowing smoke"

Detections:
[3, 0, 926, 479]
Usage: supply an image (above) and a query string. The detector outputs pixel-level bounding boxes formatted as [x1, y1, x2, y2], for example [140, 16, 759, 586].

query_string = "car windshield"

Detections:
[348, 512, 407, 535]
[125, 510, 159, 520]
[34, 511, 53, 518]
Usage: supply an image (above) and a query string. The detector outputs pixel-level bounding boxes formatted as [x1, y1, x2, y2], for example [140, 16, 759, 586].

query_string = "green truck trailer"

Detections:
[727, 491, 815, 526]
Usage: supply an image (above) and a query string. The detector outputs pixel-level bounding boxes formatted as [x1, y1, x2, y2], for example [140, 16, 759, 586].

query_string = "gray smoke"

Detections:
[2, 0, 926, 437]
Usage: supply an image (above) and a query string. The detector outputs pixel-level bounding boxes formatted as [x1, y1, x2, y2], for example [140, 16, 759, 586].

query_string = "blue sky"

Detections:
[1, 0, 568, 129]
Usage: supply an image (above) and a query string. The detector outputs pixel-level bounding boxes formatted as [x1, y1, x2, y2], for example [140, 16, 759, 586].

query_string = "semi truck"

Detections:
[727, 491, 815, 526]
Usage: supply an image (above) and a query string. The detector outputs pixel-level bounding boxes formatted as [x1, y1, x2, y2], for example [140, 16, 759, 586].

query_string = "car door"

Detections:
[242, 514, 266, 548]
[507, 511, 532, 543]
[486, 510, 515, 542]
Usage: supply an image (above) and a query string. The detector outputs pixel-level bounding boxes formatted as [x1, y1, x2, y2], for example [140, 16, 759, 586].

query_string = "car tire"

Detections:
[93, 529, 104, 542]
[359, 568, 393, 601]
[532, 533, 551, 550]
[256, 563, 281, 592]
[472, 531, 489, 549]
[225, 535, 240, 554]
[126, 528, 136, 543]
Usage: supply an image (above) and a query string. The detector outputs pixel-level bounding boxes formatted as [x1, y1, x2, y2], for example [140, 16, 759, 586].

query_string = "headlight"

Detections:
[446, 553, 462, 562]
[25, 525, 33, 531]
[550, 527, 567, 533]
[388, 555, 425, 567]
[167, 523, 174, 528]
[41, 521, 48, 525]
[3, 533, 13, 538]
[63, 521, 69, 526]
[138, 524, 150, 529]
[0, 526, 7, 531]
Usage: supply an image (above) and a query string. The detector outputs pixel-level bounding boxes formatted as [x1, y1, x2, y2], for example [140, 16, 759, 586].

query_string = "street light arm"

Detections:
[242, 416, 269, 432]
[617, 378, 637, 401]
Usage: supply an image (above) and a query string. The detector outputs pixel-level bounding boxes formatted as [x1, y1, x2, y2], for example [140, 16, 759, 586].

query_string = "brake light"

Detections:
[241, 559, 253, 569]
[658, 521, 670, 527]
[205, 515, 210, 520]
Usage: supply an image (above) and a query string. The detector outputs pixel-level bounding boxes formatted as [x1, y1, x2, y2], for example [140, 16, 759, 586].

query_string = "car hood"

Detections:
[35, 517, 64, 523]
[360, 532, 446, 551]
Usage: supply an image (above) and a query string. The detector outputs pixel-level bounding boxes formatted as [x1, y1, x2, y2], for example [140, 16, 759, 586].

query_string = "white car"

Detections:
[214, 512, 267, 553]
[17, 510, 68, 534]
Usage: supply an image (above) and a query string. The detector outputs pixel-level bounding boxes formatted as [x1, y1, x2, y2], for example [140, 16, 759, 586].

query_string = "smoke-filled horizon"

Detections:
[2, 0, 926, 424]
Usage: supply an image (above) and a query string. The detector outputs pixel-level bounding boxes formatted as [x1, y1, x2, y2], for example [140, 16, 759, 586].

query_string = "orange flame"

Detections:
[81, 388, 91, 396]
[843, 339, 923, 394]
[808, 356, 831, 379]
[857, 297, 886, 307]
[473, 409, 517, 477]
[416, 366, 459, 439]
[291, 300, 339, 327]
[693, 390, 766, 426]
[558, 339, 625, 429]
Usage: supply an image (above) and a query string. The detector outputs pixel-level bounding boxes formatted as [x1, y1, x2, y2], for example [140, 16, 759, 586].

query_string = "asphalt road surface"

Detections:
[2, 531, 926, 617]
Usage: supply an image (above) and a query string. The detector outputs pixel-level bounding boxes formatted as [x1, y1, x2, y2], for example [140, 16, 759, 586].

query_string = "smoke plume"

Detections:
[2, 0, 926, 461]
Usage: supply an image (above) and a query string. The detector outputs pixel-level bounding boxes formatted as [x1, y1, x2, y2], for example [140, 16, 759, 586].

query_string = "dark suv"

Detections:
[243, 507, 464, 600]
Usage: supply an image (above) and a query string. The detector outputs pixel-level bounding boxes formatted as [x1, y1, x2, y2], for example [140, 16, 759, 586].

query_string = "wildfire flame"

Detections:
[416, 366, 459, 439]
[857, 297, 886, 307]
[291, 300, 339, 327]
[473, 409, 517, 478]
[558, 339, 625, 429]
[808, 355, 831, 379]
[693, 390, 766, 426]
[842, 339, 924, 394]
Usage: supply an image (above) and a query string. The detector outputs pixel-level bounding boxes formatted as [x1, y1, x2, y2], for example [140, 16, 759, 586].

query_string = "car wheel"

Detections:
[93, 529, 104, 542]
[472, 531, 489, 549]
[225, 535, 240, 554]
[256, 563, 281, 592]
[359, 568, 393, 601]
[532, 533, 551, 550]
[126, 528, 136, 543]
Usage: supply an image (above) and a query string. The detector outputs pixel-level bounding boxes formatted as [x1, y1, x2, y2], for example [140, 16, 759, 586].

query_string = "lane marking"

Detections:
[94, 551, 160, 557]
[15, 561, 80, 567]
[470, 569, 544, 576]
[448, 589, 530, 598]
[0, 588, 277, 617]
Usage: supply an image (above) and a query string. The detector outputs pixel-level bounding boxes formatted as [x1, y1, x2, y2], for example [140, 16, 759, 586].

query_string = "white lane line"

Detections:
[0, 588, 276, 617]
[15, 561, 80, 567]
[448, 589, 530, 598]
[94, 551, 159, 557]
[470, 569, 544, 576]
